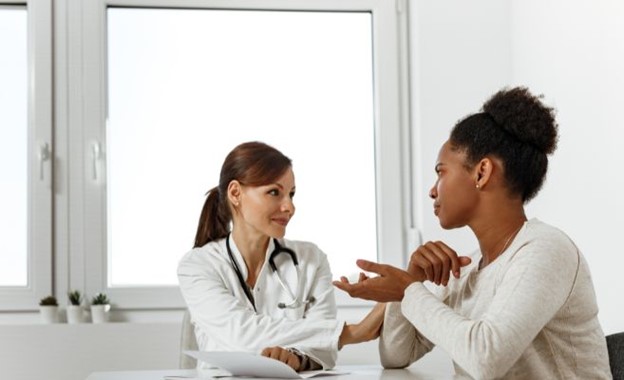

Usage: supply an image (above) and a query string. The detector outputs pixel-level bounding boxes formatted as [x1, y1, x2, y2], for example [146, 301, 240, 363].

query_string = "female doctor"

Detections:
[177, 141, 384, 372]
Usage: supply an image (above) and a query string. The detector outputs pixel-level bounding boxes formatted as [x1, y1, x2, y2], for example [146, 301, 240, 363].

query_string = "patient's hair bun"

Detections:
[482, 86, 558, 155]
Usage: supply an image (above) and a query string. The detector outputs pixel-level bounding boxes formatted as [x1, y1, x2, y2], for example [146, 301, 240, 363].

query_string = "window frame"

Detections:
[0, 0, 53, 311]
[73, 0, 412, 309]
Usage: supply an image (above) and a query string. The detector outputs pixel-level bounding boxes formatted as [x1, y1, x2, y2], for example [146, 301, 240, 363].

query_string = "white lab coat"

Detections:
[177, 237, 344, 369]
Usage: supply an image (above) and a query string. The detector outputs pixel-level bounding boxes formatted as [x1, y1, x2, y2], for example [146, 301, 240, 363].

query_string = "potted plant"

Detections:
[66, 290, 83, 324]
[90, 293, 111, 323]
[39, 295, 59, 324]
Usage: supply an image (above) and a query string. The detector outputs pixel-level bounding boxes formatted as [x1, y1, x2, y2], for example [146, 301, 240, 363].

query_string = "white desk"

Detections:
[86, 365, 457, 380]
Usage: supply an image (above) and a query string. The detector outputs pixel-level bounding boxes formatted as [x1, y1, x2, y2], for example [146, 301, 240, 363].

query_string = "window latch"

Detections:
[92, 141, 102, 181]
[38, 142, 51, 181]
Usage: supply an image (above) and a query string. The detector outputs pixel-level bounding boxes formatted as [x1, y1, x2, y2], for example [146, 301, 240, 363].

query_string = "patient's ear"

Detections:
[474, 157, 494, 189]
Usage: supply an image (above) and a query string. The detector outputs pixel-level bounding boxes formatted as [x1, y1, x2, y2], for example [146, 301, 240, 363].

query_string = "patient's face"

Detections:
[430, 141, 478, 229]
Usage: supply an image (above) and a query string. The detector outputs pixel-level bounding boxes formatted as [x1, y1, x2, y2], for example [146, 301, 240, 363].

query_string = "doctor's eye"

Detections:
[267, 188, 280, 196]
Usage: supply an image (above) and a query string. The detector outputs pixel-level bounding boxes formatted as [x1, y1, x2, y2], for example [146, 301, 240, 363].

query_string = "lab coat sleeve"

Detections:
[300, 247, 338, 321]
[289, 248, 340, 368]
[177, 250, 343, 369]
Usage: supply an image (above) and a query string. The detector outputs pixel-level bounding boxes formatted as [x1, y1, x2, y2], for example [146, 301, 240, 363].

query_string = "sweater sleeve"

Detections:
[400, 237, 579, 379]
[379, 301, 434, 368]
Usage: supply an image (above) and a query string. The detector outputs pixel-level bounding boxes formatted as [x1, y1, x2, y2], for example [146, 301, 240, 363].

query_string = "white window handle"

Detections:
[92, 141, 102, 181]
[38, 142, 50, 180]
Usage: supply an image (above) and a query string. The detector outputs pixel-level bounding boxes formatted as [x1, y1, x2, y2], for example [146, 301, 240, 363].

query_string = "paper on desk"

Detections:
[184, 350, 347, 379]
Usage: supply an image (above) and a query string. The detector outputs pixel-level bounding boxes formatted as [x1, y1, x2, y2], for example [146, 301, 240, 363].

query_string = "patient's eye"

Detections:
[434, 164, 444, 176]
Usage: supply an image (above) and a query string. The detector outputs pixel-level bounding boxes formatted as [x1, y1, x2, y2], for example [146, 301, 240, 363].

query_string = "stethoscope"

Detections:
[226, 234, 315, 312]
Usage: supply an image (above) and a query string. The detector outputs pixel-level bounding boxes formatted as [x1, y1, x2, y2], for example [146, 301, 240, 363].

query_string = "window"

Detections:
[0, 0, 409, 312]
[106, 8, 377, 287]
[77, 0, 410, 308]
[0, 0, 53, 311]
[0, 6, 28, 287]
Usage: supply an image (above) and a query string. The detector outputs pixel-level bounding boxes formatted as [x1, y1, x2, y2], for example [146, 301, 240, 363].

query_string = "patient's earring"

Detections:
[476, 183, 481, 189]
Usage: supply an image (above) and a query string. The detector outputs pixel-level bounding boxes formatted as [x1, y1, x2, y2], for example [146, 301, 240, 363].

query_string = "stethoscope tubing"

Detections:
[226, 234, 305, 312]
[226, 234, 258, 311]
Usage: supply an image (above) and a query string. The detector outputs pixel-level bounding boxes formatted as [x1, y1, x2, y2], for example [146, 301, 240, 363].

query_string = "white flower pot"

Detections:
[90, 304, 111, 323]
[66, 305, 84, 324]
[39, 305, 59, 324]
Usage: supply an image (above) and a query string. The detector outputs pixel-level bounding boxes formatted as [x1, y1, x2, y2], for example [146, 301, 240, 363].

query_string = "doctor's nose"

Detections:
[281, 197, 295, 214]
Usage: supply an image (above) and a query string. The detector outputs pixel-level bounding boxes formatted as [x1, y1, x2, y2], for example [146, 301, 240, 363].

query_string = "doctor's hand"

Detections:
[333, 259, 417, 303]
[408, 241, 472, 286]
[260, 346, 301, 372]
[338, 302, 386, 349]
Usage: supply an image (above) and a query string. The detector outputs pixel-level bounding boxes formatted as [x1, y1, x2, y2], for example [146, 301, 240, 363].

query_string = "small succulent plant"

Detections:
[91, 293, 110, 305]
[39, 295, 58, 306]
[68, 290, 82, 306]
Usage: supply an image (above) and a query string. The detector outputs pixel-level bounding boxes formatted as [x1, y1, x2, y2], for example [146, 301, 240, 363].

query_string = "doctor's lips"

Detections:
[272, 217, 290, 226]
[433, 204, 440, 215]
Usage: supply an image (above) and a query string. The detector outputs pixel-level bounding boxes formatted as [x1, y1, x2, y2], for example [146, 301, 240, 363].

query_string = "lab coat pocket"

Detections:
[284, 304, 306, 321]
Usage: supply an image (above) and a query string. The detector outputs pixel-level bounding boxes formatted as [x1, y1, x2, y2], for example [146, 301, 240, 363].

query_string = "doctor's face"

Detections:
[429, 141, 479, 229]
[235, 167, 296, 239]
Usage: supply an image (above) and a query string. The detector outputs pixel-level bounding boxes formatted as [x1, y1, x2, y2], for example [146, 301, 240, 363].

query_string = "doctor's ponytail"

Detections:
[193, 141, 292, 248]
[194, 185, 230, 248]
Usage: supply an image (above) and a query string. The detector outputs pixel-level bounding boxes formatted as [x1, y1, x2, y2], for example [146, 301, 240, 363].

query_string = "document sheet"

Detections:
[182, 350, 347, 379]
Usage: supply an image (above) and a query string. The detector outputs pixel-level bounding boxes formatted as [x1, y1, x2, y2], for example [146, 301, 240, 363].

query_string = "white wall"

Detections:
[411, 0, 512, 252]
[0, 323, 180, 380]
[510, 0, 624, 335]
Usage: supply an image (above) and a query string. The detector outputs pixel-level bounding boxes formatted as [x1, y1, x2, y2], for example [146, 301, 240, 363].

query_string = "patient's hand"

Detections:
[408, 241, 472, 286]
[333, 260, 418, 303]
[260, 346, 301, 372]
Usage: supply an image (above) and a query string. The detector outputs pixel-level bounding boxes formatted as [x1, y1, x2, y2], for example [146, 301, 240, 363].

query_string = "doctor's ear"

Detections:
[227, 180, 242, 207]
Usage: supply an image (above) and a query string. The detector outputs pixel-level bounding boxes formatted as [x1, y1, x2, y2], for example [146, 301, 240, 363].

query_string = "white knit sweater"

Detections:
[379, 219, 611, 379]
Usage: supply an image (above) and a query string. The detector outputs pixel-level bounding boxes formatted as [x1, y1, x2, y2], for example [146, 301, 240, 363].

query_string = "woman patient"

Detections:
[334, 87, 611, 379]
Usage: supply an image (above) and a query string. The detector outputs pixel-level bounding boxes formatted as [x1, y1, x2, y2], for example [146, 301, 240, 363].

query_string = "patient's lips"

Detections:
[433, 203, 440, 215]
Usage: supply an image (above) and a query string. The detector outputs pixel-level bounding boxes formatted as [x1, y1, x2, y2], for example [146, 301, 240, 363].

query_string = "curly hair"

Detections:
[449, 87, 558, 202]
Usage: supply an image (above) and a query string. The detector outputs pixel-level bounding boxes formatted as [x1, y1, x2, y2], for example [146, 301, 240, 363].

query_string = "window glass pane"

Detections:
[0, 7, 28, 286]
[107, 8, 376, 286]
